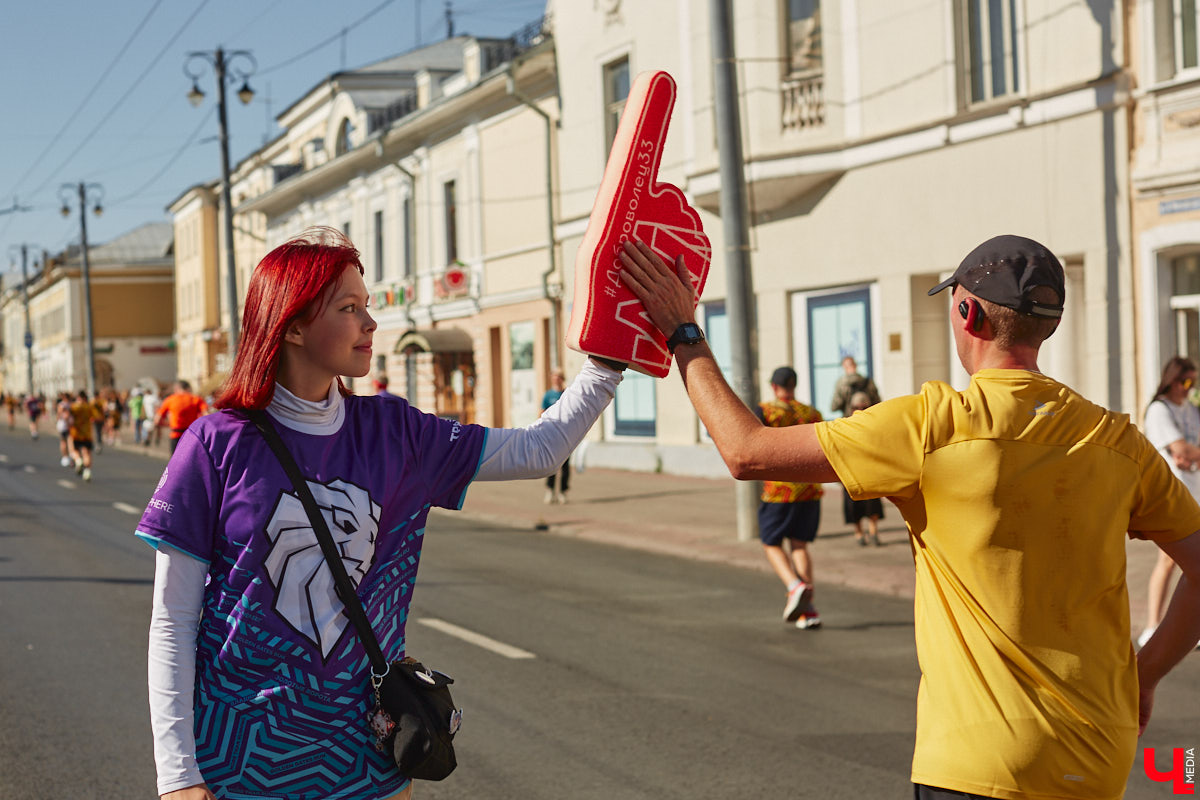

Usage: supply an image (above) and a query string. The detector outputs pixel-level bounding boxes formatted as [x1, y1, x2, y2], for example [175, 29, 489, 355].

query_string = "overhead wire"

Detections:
[3, 0, 167, 203]
[57, 0, 414, 222]
[258, 0, 397, 76]
[226, 0, 288, 46]
[26, 0, 213, 202]
[108, 107, 216, 208]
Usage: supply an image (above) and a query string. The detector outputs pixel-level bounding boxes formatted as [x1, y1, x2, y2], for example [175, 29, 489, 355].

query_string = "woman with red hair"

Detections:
[137, 229, 624, 800]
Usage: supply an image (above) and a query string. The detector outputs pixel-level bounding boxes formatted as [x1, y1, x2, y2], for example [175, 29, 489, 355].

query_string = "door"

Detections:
[805, 288, 872, 418]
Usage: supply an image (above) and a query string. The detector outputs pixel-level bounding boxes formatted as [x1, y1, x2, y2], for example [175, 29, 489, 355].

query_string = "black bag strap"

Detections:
[246, 409, 390, 678]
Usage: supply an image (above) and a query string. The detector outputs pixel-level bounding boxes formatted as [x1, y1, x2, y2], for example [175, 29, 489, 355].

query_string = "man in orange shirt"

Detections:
[154, 380, 208, 455]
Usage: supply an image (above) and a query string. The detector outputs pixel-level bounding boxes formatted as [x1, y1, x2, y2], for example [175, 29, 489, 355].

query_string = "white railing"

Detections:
[781, 73, 825, 131]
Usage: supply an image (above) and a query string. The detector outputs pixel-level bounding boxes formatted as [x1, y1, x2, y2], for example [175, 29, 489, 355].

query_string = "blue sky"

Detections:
[0, 0, 547, 273]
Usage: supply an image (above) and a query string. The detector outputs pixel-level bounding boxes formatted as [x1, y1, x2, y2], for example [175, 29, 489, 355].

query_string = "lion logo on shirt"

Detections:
[263, 478, 382, 659]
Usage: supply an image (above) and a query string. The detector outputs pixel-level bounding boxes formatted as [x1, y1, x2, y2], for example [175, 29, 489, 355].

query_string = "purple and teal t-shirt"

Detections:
[137, 395, 486, 800]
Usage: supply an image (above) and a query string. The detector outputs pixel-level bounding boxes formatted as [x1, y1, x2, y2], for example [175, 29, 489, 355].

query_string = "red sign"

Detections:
[1145, 748, 1196, 794]
[566, 70, 711, 378]
[435, 265, 470, 299]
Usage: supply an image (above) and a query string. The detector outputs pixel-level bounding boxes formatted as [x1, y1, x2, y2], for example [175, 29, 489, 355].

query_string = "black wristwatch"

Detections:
[666, 322, 705, 354]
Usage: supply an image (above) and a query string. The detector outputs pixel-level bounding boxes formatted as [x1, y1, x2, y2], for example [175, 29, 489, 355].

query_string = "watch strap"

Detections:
[666, 323, 704, 354]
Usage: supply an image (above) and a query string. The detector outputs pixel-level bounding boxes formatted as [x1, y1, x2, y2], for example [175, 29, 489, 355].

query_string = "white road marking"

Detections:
[57, 480, 75, 490]
[0, 453, 8, 462]
[416, 618, 536, 660]
[112, 502, 141, 515]
[23, 464, 35, 473]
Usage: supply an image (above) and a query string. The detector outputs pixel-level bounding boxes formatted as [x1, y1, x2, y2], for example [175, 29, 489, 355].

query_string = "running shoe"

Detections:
[82, 467, 92, 482]
[783, 581, 812, 622]
[796, 592, 822, 629]
[796, 609, 822, 629]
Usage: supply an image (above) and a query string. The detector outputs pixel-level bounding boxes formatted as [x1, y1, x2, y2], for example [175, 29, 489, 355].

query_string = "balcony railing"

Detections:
[480, 13, 553, 73]
[781, 72, 825, 131]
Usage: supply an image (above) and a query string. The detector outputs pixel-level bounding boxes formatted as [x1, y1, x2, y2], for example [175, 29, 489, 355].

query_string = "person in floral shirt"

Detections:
[756, 366, 824, 629]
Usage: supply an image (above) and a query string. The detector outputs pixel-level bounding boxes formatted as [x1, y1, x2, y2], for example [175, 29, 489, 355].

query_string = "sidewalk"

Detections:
[115, 435, 1165, 627]
[451, 467, 1167, 629]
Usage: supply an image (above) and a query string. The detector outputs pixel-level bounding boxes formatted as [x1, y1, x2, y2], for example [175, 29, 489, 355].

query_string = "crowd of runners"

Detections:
[0, 380, 209, 481]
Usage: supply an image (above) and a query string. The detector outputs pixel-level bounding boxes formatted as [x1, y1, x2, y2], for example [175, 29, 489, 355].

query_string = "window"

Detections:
[613, 372, 656, 436]
[373, 210, 384, 283]
[786, 0, 822, 75]
[699, 301, 730, 440]
[443, 180, 458, 265]
[961, 0, 1020, 104]
[603, 57, 631, 154]
[1155, 0, 1200, 81]
[402, 195, 414, 279]
[1171, 253, 1200, 360]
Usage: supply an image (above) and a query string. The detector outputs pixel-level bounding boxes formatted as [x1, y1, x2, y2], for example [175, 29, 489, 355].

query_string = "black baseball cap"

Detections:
[770, 366, 797, 387]
[928, 234, 1065, 319]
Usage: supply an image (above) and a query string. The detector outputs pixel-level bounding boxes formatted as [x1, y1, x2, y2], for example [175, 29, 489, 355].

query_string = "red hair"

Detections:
[214, 228, 364, 410]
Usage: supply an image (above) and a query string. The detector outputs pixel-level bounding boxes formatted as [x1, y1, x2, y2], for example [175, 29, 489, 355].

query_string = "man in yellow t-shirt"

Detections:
[69, 390, 103, 482]
[618, 234, 1200, 800]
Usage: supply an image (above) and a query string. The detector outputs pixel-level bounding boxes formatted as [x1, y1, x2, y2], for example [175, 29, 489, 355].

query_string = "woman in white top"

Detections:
[1140, 356, 1200, 647]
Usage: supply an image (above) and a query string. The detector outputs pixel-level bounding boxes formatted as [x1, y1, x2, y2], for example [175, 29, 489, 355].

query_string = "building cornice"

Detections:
[238, 43, 556, 219]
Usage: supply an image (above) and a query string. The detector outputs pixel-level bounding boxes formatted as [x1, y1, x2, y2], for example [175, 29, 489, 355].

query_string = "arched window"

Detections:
[335, 118, 353, 156]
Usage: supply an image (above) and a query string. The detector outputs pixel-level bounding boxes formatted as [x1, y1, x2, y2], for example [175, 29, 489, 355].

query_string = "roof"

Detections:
[349, 37, 478, 74]
[277, 37, 478, 122]
[80, 222, 174, 266]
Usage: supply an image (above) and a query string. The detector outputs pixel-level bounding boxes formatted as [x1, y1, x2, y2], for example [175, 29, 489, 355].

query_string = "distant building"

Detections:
[167, 181, 225, 392]
[0, 221, 176, 396]
[180, 24, 559, 425]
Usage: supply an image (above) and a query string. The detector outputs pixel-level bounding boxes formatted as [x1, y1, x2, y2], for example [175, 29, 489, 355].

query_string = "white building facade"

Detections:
[550, 0, 1133, 475]
[1130, 0, 1200, 407]
[233, 29, 562, 426]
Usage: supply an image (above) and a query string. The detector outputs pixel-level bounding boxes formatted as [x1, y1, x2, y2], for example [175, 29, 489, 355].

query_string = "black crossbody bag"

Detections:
[247, 409, 462, 781]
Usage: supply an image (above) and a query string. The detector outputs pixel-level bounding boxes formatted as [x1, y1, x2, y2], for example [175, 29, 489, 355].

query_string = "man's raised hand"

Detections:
[618, 240, 696, 339]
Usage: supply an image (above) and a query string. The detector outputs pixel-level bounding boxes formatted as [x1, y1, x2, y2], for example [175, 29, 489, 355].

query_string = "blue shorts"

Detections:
[914, 784, 995, 800]
[758, 500, 820, 546]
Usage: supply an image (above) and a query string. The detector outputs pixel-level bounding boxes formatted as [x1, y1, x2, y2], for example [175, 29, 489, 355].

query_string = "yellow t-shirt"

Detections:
[69, 400, 100, 441]
[814, 369, 1200, 800]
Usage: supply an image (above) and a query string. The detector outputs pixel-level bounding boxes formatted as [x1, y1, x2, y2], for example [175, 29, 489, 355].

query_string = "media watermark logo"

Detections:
[1145, 747, 1196, 794]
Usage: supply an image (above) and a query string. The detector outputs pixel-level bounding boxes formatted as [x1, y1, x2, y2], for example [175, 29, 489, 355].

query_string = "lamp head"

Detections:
[237, 81, 254, 105]
[187, 82, 206, 107]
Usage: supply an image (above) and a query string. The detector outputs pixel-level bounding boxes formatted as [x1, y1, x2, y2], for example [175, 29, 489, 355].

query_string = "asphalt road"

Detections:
[0, 424, 1195, 799]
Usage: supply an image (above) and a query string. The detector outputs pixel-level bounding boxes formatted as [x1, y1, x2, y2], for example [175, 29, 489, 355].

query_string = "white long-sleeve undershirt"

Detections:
[147, 362, 621, 794]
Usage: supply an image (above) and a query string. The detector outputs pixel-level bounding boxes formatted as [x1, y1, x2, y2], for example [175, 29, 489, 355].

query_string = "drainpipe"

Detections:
[393, 157, 419, 328]
[506, 61, 560, 371]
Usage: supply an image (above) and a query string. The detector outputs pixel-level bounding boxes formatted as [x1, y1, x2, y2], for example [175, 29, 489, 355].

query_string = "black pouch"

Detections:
[370, 657, 461, 781]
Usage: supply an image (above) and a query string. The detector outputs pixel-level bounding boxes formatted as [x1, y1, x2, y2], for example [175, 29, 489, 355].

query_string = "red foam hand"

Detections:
[566, 70, 711, 378]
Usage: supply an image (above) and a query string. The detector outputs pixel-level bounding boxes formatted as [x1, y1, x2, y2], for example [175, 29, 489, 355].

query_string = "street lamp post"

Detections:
[59, 183, 103, 398]
[709, 0, 760, 542]
[185, 47, 256, 363]
[7, 243, 40, 396]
